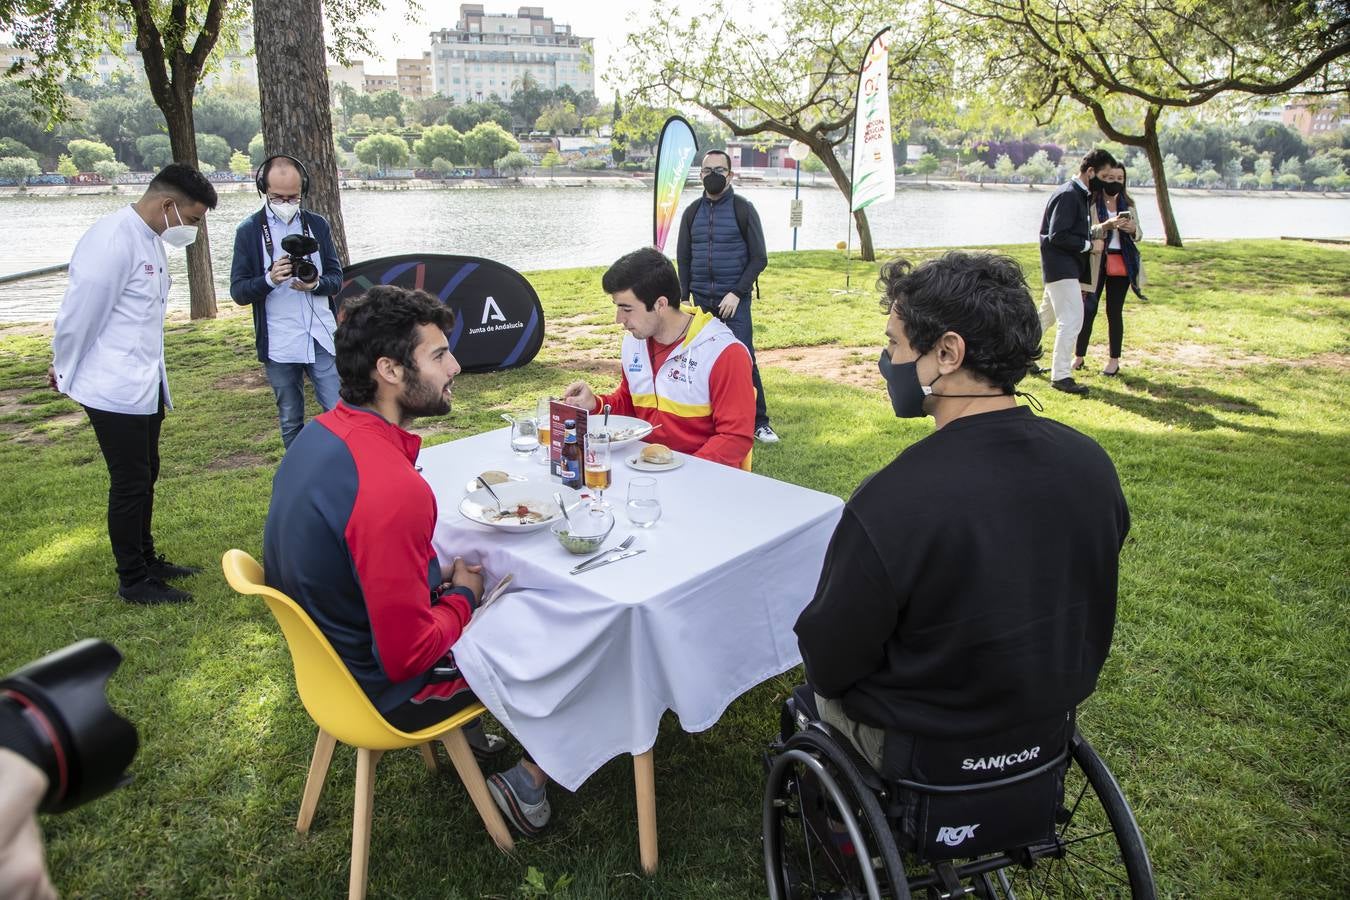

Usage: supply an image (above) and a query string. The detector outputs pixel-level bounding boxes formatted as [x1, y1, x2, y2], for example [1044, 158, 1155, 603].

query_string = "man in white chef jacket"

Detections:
[47, 164, 218, 606]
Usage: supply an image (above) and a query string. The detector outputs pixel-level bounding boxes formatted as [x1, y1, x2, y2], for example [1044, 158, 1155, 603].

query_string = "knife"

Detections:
[571, 548, 645, 574]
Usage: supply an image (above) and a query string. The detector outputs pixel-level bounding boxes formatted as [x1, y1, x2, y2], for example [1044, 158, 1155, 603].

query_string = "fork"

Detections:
[570, 534, 636, 573]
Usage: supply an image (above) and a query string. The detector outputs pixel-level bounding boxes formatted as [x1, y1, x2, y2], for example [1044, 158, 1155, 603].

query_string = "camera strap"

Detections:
[259, 209, 313, 268]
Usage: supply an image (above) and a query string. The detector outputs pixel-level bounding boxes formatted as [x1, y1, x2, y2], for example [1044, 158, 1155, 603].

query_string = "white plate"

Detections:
[625, 453, 685, 472]
[463, 472, 529, 494]
[458, 482, 582, 533]
[587, 414, 654, 449]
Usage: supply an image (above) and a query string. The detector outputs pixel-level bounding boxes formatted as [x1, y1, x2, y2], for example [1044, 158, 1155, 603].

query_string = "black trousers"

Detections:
[83, 399, 164, 586]
[1077, 275, 1128, 359]
[693, 295, 769, 428]
[384, 684, 532, 762]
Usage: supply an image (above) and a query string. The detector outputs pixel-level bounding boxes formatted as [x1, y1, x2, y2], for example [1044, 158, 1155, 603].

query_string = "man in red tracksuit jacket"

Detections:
[264, 285, 553, 836]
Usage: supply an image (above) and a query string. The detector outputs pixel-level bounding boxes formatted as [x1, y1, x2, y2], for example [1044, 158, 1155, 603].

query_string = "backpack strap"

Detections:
[732, 193, 760, 299]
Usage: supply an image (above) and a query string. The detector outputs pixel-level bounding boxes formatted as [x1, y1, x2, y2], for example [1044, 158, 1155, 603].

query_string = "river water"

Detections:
[1, 182, 1345, 322]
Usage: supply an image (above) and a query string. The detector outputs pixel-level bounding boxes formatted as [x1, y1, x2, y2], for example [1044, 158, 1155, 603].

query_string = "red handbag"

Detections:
[1105, 253, 1127, 278]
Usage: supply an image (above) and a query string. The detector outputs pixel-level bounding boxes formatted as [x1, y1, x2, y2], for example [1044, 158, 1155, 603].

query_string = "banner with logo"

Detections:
[652, 115, 698, 253]
[849, 27, 894, 212]
[337, 254, 544, 373]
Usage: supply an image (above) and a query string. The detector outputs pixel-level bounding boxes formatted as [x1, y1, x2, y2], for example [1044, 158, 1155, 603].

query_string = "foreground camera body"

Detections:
[281, 233, 321, 284]
[0, 639, 139, 813]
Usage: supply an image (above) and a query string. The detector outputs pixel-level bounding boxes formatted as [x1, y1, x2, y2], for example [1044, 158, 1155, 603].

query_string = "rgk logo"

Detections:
[935, 824, 979, 847]
[481, 295, 505, 324]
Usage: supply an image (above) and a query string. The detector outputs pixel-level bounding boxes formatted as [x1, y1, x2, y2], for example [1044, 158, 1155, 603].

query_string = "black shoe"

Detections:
[146, 553, 201, 581]
[1051, 378, 1090, 396]
[1028, 364, 1047, 376]
[119, 576, 193, 605]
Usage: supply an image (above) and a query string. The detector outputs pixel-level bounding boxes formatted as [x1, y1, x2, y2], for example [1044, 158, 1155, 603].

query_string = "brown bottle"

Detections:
[560, 419, 582, 490]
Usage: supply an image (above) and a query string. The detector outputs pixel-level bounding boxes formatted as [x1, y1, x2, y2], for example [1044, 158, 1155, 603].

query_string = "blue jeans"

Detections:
[693, 295, 770, 428]
[263, 341, 341, 449]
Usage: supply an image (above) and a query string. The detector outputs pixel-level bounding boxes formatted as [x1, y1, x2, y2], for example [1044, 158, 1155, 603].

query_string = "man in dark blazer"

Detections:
[230, 155, 344, 448]
[1037, 149, 1121, 395]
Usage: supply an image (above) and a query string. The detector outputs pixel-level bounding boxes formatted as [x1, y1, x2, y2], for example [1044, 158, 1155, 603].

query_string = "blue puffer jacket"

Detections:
[677, 190, 767, 303]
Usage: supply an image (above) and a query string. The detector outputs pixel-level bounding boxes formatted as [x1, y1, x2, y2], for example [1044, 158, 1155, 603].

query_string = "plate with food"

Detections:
[589, 414, 654, 448]
[625, 443, 684, 472]
[459, 482, 582, 532]
[463, 469, 529, 495]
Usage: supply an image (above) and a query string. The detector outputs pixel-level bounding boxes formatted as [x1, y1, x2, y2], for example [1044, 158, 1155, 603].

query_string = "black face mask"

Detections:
[1102, 181, 1124, 197]
[1088, 175, 1105, 193]
[878, 350, 935, 418]
[702, 172, 727, 195]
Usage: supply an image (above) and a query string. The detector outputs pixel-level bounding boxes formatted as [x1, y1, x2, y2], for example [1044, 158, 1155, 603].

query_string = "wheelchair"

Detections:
[762, 688, 1155, 899]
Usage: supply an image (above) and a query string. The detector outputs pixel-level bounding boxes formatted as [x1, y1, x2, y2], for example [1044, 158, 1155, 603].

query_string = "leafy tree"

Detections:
[0, 137, 38, 160]
[1276, 171, 1304, 190]
[611, 97, 625, 162]
[228, 150, 252, 175]
[194, 90, 261, 154]
[55, 154, 77, 177]
[620, 0, 955, 261]
[67, 139, 116, 171]
[496, 151, 532, 176]
[135, 135, 174, 170]
[431, 156, 456, 177]
[1222, 158, 1244, 188]
[87, 92, 163, 166]
[1302, 153, 1344, 183]
[409, 93, 456, 127]
[413, 124, 465, 166]
[914, 153, 940, 183]
[353, 133, 409, 169]
[1241, 121, 1310, 167]
[444, 100, 513, 133]
[535, 101, 579, 135]
[0, 156, 41, 188]
[1161, 121, 1239, 171]
[540, 148, 563, 176]
[994, 153, 1015, 178]
[464, 122, 519, 168]
[945, 0, 1349, 246]
[93, 159, 130, 182]
[248, 133, 266, 167]
[1017, 149, 1054, 184]
[195, 133, 232, 169]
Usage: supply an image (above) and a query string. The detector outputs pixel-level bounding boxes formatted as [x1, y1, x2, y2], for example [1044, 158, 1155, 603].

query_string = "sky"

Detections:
[359, 0, 659, 98]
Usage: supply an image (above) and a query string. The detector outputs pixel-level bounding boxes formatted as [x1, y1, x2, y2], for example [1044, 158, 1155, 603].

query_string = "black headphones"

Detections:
[254, 154, 311, 198]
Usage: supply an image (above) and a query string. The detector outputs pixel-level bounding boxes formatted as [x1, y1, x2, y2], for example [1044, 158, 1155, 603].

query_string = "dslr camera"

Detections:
[0, 639, 138, 813]
[280, 233, 320, 284]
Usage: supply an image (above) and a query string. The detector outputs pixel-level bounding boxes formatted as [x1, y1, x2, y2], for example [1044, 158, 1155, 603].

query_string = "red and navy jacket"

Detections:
[264, 403, 475, 714]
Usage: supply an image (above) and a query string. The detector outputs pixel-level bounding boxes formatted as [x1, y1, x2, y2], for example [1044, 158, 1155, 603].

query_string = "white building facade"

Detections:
[429, 4, 593, 103]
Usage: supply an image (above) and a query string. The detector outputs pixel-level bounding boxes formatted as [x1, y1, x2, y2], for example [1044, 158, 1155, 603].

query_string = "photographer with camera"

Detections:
[230, 155, 344, 450]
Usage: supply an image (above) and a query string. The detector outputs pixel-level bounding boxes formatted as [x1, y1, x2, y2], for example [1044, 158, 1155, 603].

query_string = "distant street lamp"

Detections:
[787, 141, 810, 251]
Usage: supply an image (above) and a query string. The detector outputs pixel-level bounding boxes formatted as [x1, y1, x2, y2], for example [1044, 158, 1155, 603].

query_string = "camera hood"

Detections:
[281, 233, 320, 256]
[0, 639, 139, 813]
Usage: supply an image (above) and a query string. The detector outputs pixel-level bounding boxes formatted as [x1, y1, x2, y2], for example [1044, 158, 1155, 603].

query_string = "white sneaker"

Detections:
[755, 424, 780, 444]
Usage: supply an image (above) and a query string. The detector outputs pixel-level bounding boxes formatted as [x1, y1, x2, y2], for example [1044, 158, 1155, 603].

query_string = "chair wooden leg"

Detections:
[419, 742, 439, 772]
[441, 729, 515, 853]
[297, 729, 337, 834]
[349, 748, 382, 900]
[634, 750, 658, 874]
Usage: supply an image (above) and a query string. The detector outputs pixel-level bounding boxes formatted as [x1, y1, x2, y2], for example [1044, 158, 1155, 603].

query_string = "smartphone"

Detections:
[1118, 209, 1133, 220]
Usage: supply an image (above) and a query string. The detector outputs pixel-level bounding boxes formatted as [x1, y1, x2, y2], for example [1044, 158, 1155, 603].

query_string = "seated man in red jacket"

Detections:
[264, 285, 552, 835]
[563, 247, 756, 469]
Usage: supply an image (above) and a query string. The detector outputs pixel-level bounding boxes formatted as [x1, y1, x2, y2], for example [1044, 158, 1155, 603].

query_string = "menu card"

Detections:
[548, 399, 588, 479]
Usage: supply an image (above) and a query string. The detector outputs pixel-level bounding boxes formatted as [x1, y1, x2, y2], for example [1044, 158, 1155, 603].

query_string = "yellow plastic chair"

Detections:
[222, 549, 513, 899]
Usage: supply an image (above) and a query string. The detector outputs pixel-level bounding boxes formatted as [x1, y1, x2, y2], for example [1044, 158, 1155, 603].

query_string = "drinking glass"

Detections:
[584, 432, 613, 509]
[626, 477, 661, 528]
[535, 396, 553, 464]
[509, 410, 539, 459]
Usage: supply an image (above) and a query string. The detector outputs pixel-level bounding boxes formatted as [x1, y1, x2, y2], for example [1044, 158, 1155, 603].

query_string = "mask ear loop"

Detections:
[1014, 389, 1044, 412]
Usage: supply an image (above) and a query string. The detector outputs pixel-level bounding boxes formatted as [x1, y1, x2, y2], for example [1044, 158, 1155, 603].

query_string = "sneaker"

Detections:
[1051, 378, 1090, 396]
[118, 576, 193, 605]
[146, 553, 201, 581]
[755, 424, 780, 444]
[463, 721, 509, 761]
[487, 764, 551, 835]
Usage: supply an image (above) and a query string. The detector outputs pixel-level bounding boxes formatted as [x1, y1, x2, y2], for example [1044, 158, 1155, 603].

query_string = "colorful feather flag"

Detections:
[653, 115, 698, 253]
[850, 28, 894, 212]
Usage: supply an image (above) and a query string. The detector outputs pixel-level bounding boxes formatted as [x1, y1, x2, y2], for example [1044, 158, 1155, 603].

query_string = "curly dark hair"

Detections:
[878, 251, 1043, 393]
[335, 285, 455, 406]
[601, 247, 682, 311]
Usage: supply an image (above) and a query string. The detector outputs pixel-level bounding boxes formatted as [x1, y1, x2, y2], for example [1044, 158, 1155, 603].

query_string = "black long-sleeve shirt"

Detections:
[795, 406, 1129, 739]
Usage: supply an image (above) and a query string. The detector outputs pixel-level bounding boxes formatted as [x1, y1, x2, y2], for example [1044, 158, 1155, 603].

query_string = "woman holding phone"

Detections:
[1075, 163, 1144, 376]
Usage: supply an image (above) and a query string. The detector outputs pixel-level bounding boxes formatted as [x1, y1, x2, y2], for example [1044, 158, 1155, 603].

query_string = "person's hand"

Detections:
[1117, 218, 1137, 235]
[448, 557, 484, 605]
[0, 748, 58, 900]
[293, 278, 319, 292]
[1101, 215, 1122, 231]
[46, 366, 57, 392]
[717, 292, 740, 318]
[1091, 239, 1105, 255]
[268, 256, 293, 285]
[561, 381, 596, 411]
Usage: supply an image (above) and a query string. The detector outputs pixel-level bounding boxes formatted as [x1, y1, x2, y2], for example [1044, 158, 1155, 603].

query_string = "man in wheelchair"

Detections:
[767, 252, 1151, 898]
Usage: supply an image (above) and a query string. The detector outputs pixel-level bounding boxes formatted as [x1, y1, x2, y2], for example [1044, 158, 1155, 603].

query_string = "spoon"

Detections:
[603, 403, 611, 429]
[476, 475, 503, 510]
[554, 492, 572, 528]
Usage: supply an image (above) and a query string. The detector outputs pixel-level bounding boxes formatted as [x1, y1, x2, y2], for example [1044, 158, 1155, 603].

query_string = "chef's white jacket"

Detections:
[51, 205, 173, 415]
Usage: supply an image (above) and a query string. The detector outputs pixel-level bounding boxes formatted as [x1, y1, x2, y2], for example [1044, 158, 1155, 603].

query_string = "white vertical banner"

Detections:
[849, 27, 894, 212]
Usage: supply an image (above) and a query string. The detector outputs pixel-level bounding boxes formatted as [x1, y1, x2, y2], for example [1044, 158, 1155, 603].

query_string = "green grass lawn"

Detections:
[1, 238, 1346, 898]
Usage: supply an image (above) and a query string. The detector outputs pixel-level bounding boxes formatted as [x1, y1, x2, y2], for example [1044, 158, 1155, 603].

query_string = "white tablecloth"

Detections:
[419, 428, 843, 791]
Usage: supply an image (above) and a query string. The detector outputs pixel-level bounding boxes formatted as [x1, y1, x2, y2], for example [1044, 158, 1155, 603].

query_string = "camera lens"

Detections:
[0, 640, 138, 813]
[292, 257, 319, 283]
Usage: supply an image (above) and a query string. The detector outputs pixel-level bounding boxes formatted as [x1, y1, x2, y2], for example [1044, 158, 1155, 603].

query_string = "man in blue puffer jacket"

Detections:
[677, 149, 777, 443]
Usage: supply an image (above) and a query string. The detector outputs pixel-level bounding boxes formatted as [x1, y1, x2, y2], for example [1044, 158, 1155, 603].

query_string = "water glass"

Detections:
[535, 396, 553, 464]
[509, 410, 539, 458]
[626, 477, 661, 528]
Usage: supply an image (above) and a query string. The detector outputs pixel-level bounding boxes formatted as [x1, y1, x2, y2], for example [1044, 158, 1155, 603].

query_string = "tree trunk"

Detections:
[253, 0, 350, 266]
[162, 93, 219, 319]
[1140, 111, 1182, 247]
[813, 137, 875, 261]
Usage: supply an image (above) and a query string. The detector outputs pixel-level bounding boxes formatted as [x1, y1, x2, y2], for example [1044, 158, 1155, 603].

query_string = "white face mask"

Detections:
[269, 200, 300, 223]
[161, 201, 198, 249]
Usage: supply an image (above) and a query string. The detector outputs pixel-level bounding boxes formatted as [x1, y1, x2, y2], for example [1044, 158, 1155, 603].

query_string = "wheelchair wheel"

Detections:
[764, 727, 910, 900]
[1000, 732, 1156, 899]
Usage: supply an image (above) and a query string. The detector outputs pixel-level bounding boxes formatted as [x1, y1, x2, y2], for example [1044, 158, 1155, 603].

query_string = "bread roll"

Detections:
[478, 470, 511, 485]
[640, 444, 673, 465]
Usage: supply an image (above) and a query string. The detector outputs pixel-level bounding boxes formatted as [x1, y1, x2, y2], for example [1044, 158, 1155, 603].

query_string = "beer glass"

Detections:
[584, 431, 612, 509]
